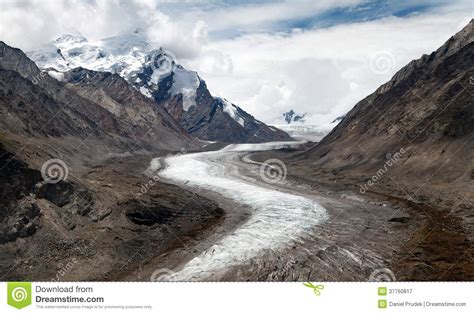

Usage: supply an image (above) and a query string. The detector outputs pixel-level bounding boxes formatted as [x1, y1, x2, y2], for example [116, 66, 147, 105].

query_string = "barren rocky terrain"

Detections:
[0, 141, 224, 281]
[251, 144, 473, 281]
[248, 21, 474, 280]
[0, 20, 472, 283]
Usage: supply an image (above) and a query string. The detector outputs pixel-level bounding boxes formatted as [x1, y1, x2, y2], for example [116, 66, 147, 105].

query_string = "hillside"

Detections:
[295, 20, 473, 200]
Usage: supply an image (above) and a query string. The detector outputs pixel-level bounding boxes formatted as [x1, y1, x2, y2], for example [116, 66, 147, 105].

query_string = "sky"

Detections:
[0, 0, 472, 128]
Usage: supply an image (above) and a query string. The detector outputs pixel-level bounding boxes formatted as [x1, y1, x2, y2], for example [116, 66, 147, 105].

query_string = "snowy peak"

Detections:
[28, 32, 291, 143]
[282, 110, 306, 124]
[142, 48, 177, 84]
[28, 31, 150, 77]
[29, 35, 201, 111]
[55, 33, 88, 45]
[134, 48, 201, 111]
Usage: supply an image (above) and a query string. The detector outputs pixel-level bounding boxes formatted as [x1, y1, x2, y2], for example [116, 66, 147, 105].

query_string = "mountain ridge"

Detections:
[28, 33, 291, 143]
[0, 40, 196, 159]
[289, 19, 473, 211]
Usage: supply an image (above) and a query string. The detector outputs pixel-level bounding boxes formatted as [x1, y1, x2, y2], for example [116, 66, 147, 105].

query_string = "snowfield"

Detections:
[28, 32, 254, 123]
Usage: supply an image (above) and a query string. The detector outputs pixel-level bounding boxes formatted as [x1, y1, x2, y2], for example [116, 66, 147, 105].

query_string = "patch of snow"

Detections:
[144, 49, 176, 85]
[218, 97, 245, 127]
[199, 140, 218, 147]
[282, 109, 306, 124]
[274, 124, 328, 142]
[139, 86, 152, 98]
[47, 70, 64, 82]
[55, 33, 87, 45]
[222, 140, 306, 152]
[269, 126, 279, 132]
[169, 67, 200, 111]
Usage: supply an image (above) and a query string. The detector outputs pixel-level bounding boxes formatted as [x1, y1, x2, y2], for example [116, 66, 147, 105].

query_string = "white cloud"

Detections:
[0, 0, 471, 128]
[0, 0, 207, 59]
[176, 0, 366, 33]
[189, 10, 472, 127]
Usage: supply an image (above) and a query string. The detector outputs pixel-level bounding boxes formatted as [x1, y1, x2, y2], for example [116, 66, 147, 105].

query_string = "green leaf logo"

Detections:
[303, 282, 324, 296]
[7, 282, 32, 309]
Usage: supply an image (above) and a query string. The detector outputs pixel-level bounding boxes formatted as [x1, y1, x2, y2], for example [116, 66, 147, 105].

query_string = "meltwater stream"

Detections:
[150, 141, 327, 280]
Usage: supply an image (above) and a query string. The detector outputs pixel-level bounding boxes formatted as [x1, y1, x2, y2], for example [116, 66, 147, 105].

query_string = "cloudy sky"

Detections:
[0, 0, 472, 127]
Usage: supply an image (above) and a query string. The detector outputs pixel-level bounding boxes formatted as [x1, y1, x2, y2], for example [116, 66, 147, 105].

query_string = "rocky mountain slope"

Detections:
[286, 21, 474, 273]
[0, 41, 192, 154]
[28, 32, 291, 143]
[0, 41, 226, 280]
[248, 20, 473, 280]
[297, 20, 473, 190]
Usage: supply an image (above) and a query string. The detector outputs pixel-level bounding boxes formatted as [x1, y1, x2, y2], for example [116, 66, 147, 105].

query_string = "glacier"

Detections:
[149, 141, 327, 280]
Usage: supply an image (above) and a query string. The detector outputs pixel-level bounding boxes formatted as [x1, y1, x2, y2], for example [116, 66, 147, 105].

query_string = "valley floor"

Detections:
[2, 142, 471, 281]
[251, 146, 473, 281]
[123, 142, 470, 281]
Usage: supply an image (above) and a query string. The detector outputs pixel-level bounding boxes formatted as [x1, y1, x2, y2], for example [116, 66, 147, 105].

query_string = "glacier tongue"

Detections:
[150, 141, 327, 280]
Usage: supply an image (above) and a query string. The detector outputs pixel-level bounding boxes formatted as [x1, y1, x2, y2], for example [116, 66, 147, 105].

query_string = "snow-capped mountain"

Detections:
[274, 111, 346, 142]
[0, 40, 193, 155]
[28, 32, 291, 143]
[28, 31, 150, 79]
[282, 109, 306, 124]
[273, 124, 327, 142]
